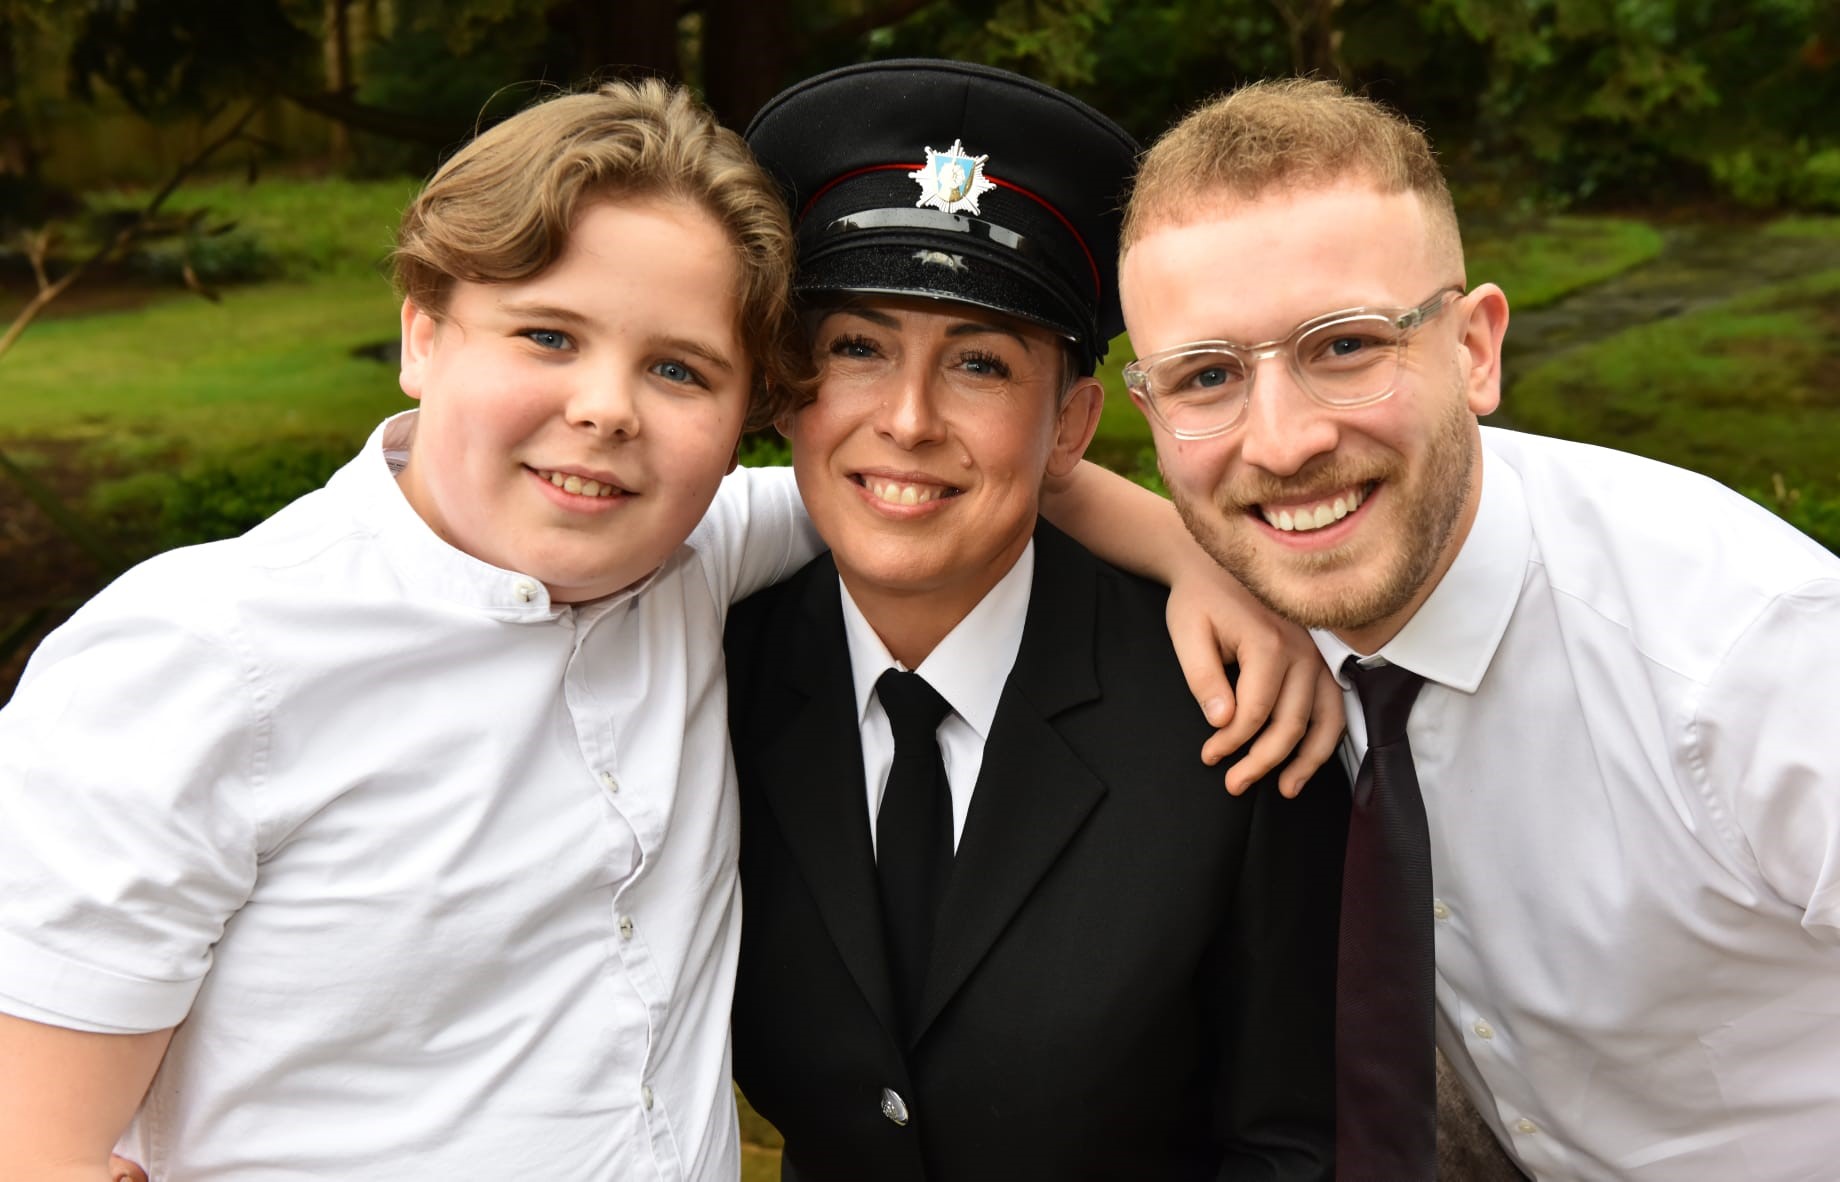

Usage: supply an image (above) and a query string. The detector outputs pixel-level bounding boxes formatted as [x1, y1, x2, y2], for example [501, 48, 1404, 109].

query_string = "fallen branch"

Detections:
[0, 101, 263, 360]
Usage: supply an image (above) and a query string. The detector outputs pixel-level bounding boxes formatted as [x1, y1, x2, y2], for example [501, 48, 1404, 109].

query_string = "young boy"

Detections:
[0, 79, 820, 1180]
[0, 79, 1331, 1180]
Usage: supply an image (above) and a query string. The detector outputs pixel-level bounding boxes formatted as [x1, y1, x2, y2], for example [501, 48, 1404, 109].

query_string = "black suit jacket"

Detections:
[725, 521, 1348, 1181]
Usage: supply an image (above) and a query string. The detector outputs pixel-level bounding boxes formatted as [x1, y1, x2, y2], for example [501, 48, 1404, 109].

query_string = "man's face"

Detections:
[1120, 182, 1503, 652]
[786, 297, 1100, 633]
[396, 197, 750, 603]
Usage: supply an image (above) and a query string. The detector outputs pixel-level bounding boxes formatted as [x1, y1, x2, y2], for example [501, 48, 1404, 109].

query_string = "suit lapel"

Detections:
[754, 563, 902, 1037]
[913, 523, 1106, 1042]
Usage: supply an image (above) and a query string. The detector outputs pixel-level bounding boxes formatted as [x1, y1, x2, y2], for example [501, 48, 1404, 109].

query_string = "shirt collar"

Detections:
[327, 410, 658, 622]
[1313, 440, 1530, 692]
[839, 540, 1035, 740]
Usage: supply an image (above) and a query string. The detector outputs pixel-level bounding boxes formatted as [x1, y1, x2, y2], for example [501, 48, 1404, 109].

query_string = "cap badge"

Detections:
[909, 139, 996, 216]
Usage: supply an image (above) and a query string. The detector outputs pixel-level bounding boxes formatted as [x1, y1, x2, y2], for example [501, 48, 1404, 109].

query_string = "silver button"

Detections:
[1473, 1020, 1495, 1040]
[879, 1087, 909, 1126]
[600, 771, 620, 794]
[641, 1084, 654, 1110]
[512, 578, 539, 603]
[619, 916, 635, 940]
[1432, 899, 1451, 920]
[1515, 1118, 1537, 1135]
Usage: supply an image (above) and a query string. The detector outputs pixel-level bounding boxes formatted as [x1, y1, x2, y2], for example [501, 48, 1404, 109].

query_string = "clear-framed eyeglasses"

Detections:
[1122, 286, 1467, 440]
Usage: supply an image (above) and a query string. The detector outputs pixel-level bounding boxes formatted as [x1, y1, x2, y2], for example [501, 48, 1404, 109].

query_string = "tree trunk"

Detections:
[700, 0, 791, 128]
[323, 0, 353, 165]
[564, 0, 679, 85]
[0, 10, 38, 179]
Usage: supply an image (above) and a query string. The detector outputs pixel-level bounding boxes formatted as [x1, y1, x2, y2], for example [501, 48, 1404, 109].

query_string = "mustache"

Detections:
[1216, 459, 1393, 511]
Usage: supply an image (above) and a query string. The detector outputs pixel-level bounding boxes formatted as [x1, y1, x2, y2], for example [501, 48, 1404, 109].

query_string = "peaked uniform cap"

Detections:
[745, 58, 1139, 372]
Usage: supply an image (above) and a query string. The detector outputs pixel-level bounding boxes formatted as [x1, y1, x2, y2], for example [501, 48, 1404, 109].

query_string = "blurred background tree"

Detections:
[3, 0, 1838, 706]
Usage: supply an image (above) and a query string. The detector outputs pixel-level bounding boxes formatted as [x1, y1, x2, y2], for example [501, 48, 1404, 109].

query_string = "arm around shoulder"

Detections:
[0, 1012, 171, 1181]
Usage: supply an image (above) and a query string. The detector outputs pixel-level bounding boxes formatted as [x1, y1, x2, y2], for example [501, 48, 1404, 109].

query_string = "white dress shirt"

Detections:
[0, 411, 820, 1181]
[839, 541, 1034, 853]
[1314, 426, 1840, 1180]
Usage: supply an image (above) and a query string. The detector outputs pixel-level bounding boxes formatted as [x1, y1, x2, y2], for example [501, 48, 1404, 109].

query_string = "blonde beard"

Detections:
[1169, 388, 1478, 635]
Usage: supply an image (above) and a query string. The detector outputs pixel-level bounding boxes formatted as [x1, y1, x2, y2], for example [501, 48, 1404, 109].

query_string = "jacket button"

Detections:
[879, 1087, 909, 1126]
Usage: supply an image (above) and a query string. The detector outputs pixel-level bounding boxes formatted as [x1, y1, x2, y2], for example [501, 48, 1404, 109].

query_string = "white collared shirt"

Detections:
[1314, 426, 1840, 1180]
[839, 541, 1034, 853]
[0, 411, 820, 1181]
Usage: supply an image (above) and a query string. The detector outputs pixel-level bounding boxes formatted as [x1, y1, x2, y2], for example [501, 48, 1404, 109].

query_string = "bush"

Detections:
[1746, 476, 1840, 556]
[1708, 145, 1840, 213]
[129, 228, 279, 285]
[91, 440, 350, 554]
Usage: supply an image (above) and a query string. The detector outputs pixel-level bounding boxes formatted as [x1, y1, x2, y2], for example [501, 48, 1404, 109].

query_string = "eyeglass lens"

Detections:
[1144, 313, 1407, 434]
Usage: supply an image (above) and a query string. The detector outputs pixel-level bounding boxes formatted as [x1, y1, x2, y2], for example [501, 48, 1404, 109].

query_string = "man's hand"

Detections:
[1166, 560, 1343, 797]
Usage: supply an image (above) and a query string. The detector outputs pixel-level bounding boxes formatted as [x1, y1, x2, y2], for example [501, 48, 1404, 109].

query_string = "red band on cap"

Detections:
[799, 164, 1101, 300]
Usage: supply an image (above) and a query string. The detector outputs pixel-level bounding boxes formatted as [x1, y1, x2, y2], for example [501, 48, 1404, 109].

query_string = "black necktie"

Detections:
[1336, 657, 1436, 1178]
[874, 668, 954, 1038]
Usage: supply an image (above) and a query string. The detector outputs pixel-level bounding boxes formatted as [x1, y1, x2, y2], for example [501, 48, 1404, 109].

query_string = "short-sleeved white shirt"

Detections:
[1314, 427, 1840, 1179]
[0, 411, 819, 1180]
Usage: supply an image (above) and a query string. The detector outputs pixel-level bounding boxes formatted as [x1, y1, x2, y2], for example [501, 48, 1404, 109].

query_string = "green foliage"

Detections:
[1708, 146, 1840, 212]
[91, 439, 350, 553]
[67, 0, 317, 115]
[737, 430, 792, 468]
[349, 21, 543, 178]
[1746, 476, 1840, 554]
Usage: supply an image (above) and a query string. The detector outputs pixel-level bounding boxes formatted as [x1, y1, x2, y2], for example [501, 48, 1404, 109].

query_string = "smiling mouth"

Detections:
[854, 475, 963, 506]
[1257, 483, 1371, 533]
[534, 467, 630, 499]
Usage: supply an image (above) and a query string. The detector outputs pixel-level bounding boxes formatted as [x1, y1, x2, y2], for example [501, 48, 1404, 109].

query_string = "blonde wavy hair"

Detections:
[393, 78, 808, 429]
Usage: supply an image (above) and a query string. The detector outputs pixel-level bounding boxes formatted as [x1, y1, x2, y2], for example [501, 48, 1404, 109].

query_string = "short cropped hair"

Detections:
[394, 79, 808, 429]
[1122, 78, 1463, 276]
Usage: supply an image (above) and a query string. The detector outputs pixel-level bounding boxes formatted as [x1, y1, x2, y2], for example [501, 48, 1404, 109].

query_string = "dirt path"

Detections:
[1498, 221, 1840, 410]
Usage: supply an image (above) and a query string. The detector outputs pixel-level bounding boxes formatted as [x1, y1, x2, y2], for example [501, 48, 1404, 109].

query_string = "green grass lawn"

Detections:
[85, 175, 420, 282]
[1465, 215, 1664, 310]
[1508, 263, 1840, 546]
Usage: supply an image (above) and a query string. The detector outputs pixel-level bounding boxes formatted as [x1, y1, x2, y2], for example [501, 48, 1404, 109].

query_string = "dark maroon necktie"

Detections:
[1336, 657, 1436, 1179]
[874, 668, 954, 1039]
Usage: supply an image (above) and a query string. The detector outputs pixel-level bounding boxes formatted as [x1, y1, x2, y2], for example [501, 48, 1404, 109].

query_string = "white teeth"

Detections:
[1261, 486, 1365, 533]
[542, 469, 619, 498]
[864, 477, 949, 506]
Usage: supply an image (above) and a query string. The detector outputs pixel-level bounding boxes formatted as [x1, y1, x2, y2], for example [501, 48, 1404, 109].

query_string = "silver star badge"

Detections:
[909, 139, 996, 215]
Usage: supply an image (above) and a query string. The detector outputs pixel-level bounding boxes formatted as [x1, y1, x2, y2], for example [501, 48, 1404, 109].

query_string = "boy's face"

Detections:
[1120, 182, 1503, 653]
[397, 197, 749, 603]
[785, 297, 1100, 629]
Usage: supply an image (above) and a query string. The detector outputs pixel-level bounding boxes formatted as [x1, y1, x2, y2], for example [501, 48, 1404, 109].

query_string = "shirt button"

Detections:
[1473, 1020, 1495, 1040]
[641, 1084, 654, 1110]
[1432, 899, 1451, 920]
[600, 771, 620, 794]
[1515, 1118, 1538, 1135]
[512, 578, 539, 603]
[879, 1087, 910, 1126]
[619, 916, 635, 940]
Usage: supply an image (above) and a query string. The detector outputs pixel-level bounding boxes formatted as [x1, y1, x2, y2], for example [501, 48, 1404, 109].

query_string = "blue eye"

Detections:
[653, 359, 704, 386]
[828, 334, 880, 359]
[524, 329, 571, 351]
